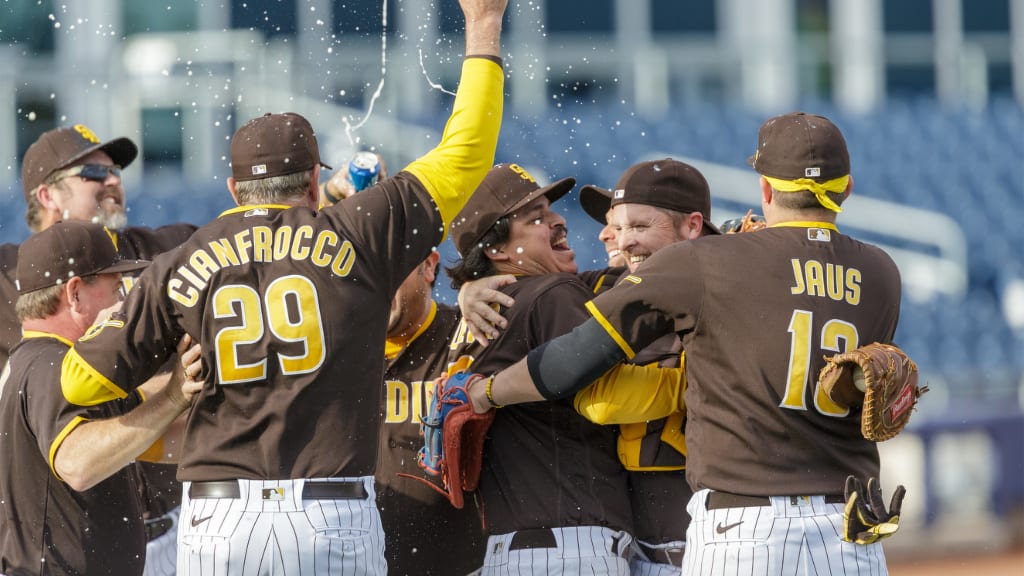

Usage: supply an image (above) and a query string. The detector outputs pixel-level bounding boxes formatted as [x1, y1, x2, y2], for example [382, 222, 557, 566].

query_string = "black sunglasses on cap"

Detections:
[47, 164, 122, 185]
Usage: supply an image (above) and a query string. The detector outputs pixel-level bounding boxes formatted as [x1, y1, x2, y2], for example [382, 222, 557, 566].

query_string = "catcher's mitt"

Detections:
[720, 209, 767, 233]
[818, 342, 927, 442]
[399, 371, 495, 509]
[842, 475, 906, 544]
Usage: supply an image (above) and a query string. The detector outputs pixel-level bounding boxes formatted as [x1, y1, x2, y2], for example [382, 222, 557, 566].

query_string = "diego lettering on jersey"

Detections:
[789, 258, 861, 305]
[167, 225, 357, 307]
[384, 379, 438, 424]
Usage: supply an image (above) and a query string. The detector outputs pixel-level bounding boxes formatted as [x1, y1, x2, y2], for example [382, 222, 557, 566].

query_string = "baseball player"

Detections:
[459, 159, 720, 574]
[0, 221, 201, 575]
[444, 163, 683, 574]
[2, 123, 199, 575]
[379, 250, 488, 574]
[58, 0, 508, 572]
[471, 112, 902, 574]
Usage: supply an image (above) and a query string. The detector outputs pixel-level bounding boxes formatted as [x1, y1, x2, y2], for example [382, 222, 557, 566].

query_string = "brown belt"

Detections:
[706, 490, 845, 510]
[635, 541, 684, 566]
[144, 516, 175, 541]
[189, 480, 367, 500]
[508, 528, 557, 550]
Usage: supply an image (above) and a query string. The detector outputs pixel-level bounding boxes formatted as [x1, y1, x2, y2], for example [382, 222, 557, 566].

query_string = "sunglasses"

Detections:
[47, 164, 122, 185]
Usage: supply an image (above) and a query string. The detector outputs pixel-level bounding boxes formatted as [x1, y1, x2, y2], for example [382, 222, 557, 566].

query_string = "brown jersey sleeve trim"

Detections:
[585, 300, 636, 358]
[48, 415, 89, 480]
[61, 347, 129, 406]
[404, 57, 504, 235]
[465, 54, 503, 66]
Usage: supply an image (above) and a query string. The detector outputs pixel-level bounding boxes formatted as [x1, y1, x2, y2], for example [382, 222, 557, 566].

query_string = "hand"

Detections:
[457, 274, 516, 347]
[460, 0, 508, 57]
[842, 476, 906, 544]
[176, 334, 204, 403]
[323, 152, 388, 204]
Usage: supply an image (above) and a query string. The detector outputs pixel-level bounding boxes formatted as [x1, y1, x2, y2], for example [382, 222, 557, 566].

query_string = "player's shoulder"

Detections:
[120, 223, 199, 258]
[505, 272, 591, 299]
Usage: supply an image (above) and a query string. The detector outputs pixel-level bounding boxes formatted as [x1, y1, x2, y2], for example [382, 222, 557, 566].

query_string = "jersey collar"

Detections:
[768, 220, 839, 232]
[21, 330, 74, 348]
[218, 204, 296, 218]
[385, 301, 439, 360]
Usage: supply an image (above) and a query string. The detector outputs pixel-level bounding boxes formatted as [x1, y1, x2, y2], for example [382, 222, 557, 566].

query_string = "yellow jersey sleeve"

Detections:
[404, 57, 504, 236]
[61, 347, 129, 406]
[574, 362, 683, 424]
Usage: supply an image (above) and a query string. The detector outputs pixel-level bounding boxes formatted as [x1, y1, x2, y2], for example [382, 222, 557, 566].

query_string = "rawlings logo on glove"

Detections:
[398, 372, 495, 509]
[818, 342, 927, 442]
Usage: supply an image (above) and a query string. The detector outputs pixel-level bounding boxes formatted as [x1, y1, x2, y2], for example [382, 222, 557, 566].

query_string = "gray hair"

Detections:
[234, 169, 313, 205]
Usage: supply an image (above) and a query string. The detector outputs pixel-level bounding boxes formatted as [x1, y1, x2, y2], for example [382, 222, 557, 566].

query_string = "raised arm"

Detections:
[403, 0, 508, 230]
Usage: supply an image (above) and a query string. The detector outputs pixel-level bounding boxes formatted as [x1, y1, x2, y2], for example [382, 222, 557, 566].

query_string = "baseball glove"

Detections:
[720, 209, 767, 233]
[402, 371, 495, 509]
[842, 475, 906, 544]
[818, 342, 926, 442]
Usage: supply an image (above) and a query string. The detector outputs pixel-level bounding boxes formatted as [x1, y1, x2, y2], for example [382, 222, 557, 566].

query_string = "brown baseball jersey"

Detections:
[449, 273, 633, 536]
[587, 223, 901, 496]
[379, 301, 486, 574]
[0, 333, 147, 576]
[63, 175, 445, 482]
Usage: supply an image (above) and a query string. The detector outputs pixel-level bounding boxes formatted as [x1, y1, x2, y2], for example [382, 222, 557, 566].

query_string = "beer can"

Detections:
[348, 152, 380, 192]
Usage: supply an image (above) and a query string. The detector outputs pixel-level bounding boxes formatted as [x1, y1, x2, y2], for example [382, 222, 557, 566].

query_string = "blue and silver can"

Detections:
[348, 152, 380, 192]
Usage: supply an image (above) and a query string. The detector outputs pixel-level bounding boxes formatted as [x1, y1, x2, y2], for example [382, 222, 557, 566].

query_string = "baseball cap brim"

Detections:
[579, 185, 612, 224]
[505, 176, 576, 217]
[71, 137, 139, 172]
[100, 259, 150, 276]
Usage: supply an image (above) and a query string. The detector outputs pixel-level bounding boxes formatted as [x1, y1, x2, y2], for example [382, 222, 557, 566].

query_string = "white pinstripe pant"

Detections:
[682, 489, 888, 576]
[481, 526, 633, 575]
[176, 477, 386, 576]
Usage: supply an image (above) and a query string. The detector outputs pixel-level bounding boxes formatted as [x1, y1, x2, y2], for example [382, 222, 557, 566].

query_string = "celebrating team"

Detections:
[0, 0, 912, 572]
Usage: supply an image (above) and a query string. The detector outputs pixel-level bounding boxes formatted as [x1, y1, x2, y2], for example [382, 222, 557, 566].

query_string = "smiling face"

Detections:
[598, 209, 626, 267]
[609, 202, 703, 272]
[489, 196, 576, 276]
[46, 150, 127, 230]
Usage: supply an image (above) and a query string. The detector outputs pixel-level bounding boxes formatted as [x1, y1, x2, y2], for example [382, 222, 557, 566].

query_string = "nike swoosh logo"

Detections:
[191, 515, 214, 527]
[715, 520, 744, 534]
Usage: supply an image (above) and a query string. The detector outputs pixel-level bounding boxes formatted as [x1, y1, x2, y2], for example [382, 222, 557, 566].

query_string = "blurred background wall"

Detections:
[1, 0, 1022, 568]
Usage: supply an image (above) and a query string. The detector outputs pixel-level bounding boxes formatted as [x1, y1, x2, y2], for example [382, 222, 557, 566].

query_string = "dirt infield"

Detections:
[889, 548, 1024, 575]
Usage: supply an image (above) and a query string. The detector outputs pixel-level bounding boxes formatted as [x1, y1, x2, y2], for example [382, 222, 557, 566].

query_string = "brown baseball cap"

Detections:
[16, 221, 149, 294]
[579, 185, 613, 224]
[230, 112, 332, 181]
[748, 111, 850, 182]
[21, 124, 138, 198]
[581, 158, 720, 235]
[450, 163, 576, 256]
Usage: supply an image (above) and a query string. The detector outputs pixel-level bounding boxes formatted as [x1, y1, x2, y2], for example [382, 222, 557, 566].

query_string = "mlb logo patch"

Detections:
[251, 164, 268, 176]
[804, 167, 821, 178]
[262, 487, 285, 500]
[808, 228, 831, 242]
[244, 208, 270, 217]
[613, 189, 625, 200]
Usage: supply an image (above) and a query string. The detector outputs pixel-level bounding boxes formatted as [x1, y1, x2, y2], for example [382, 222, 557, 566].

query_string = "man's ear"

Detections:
[759, 176, 774, 205]
[483, 243, 509, 263]
[227, 177, 241, 206]
[682, 212, 703, 240]
[36, 184, 61, 212]
[421, 251, 441, 283]
[64, 276, 84, 312]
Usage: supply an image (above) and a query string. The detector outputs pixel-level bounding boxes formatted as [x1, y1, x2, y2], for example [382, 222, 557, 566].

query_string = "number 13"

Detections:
[779, 309, 858, 416]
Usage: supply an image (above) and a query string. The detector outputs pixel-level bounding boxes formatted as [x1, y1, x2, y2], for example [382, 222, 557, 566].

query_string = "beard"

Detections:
[94, 207, 128, 230]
